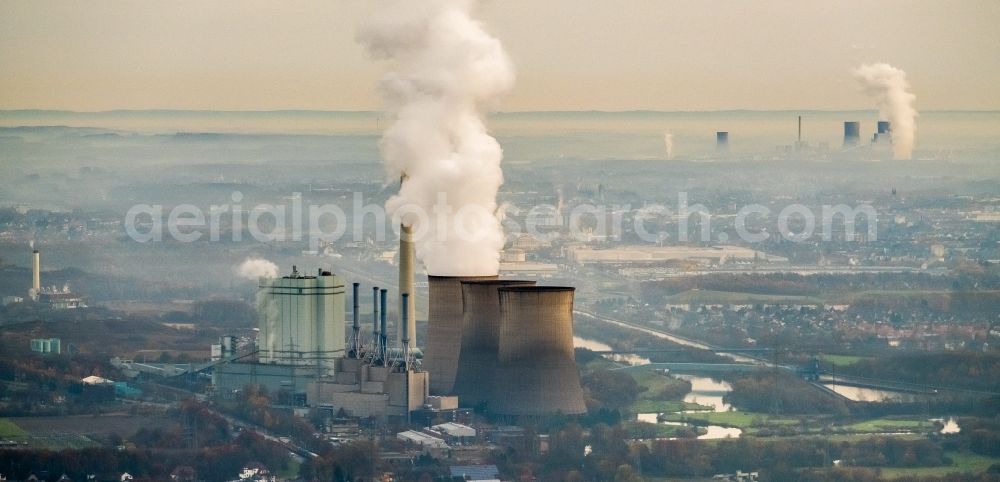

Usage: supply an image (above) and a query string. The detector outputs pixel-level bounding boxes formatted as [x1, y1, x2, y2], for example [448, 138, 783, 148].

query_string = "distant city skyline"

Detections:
[1, 0, 998, 112]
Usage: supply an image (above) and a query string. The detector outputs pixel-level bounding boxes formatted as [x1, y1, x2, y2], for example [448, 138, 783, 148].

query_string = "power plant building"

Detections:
[257, 266, 345, 371]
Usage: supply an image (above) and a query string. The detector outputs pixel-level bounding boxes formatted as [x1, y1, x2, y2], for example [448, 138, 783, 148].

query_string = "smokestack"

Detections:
[453, 279, 536, 407]
[399, 223, 416, 350]
[844, 121, 861, 147]
[372, 286, 380, 342]
[797, 116, 802, 148]
[716, 131, 729, 153]
[492, 286, 587, 416]
[351, 282, 360, 357]
[424, 275, 497, 395]
[31, 249, 40, 293]
[401, 292, 411, 366]
[380, 288, 388, 351]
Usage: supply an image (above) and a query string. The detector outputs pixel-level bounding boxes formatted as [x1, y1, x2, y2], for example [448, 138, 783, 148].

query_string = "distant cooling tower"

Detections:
[873, 120, 892, 144]
[716, 131, 729, 152]
[492, 286, 587, 416]
[425, 275, 497, 395]
[452, 279, 536, 407]
[844, 121, 861, 147]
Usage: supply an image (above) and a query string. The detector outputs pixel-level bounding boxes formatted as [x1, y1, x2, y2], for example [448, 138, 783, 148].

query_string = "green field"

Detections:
[660, 411, 800, 429]
[879, 451, 1000, 479]
[631, 400, 713, 413]
[0, 418, 26, 438]
[840, 418, 934, 434]
[819, 354, 871, 366]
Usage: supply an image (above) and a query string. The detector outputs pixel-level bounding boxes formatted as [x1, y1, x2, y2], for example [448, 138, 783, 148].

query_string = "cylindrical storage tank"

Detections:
[424, 275, 497, 395]
[715, 131, 729, 152]
[844, 121, 860, 147]
[493, 286, 587, 416]
[453, 279, 536, 407]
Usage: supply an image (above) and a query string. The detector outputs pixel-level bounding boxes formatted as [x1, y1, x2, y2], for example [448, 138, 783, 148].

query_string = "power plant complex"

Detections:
[213, 247, 587, 420]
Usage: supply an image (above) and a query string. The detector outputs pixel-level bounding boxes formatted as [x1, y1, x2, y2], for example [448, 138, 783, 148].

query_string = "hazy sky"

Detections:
[1, 0, 998, 111]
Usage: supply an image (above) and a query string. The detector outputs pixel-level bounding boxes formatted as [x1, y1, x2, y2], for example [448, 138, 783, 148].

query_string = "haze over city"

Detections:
[1, 2, 999, 482]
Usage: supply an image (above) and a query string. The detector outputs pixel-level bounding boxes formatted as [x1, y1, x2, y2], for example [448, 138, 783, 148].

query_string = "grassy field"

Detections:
[879, 451, 1000, 479]
[0, 418, 26, 438]
[626, 369, 714, 414]
[819, 354, 871, 366]
[660, 411, 800, 429]
[840, 418, 934, 434]
[631, 400, 713, 413]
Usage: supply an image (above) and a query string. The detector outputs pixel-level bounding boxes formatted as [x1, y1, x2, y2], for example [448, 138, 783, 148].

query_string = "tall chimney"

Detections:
[31, 249, 40, 293]
[424, 275, 497, 395]
[401, 292, 411, 365]
[372, 286, 380, 342]
[380, 288, 388, 351]
[399, 224, 416, 350]
[351, 282, 360, 357]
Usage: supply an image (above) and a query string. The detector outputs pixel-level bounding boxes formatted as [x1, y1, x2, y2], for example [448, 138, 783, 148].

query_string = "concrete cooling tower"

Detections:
[452, 279, 536, 407]
[425, 275, 497, 395]
[492, 286, 587, 416]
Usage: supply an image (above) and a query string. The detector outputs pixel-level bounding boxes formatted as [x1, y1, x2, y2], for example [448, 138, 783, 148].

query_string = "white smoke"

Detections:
[29, 240, 34, 249]
[853, 63, 917, 159]
[236, 258, 279, 280]
[663, 133, 674, 160]
[359, 0, 514, 276]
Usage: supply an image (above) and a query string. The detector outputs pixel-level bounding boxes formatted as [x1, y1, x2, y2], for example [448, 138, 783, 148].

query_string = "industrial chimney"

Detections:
[492, 286, 587, 416]
[452, 279, 536, 407]
[398, 224, 416, 350]
[31, 249, 40, 294]
[844, 121, 861, 147]
[424, 275, 497, 395]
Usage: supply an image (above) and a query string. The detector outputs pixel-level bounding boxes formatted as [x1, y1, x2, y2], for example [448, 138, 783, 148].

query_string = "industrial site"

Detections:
[3, 1, 1000, 482]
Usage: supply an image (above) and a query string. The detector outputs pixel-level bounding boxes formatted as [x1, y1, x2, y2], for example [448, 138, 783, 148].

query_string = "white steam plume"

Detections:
[853, 63, 917, 159]
[359, 0, 514, 276]
[663, 133, 674, 160]
[236, 258, 278, 280]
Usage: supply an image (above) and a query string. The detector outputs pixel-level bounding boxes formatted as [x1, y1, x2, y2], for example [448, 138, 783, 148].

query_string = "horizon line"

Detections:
[2, 108, 999, 115]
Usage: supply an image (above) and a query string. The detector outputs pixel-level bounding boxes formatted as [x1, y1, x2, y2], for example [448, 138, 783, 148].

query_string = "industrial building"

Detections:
[213, 252, 589, 420]
[25, 248, 85, 309]
[256, 266, 345, 371]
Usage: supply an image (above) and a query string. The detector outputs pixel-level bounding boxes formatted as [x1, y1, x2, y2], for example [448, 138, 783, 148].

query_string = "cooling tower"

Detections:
[425, 275, 497, 395]
[452, 279, 536, 407]
[844, 121, 861, 147]
[716, 131, 729, 152]
[492, 286, 587, 416]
